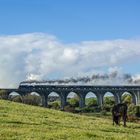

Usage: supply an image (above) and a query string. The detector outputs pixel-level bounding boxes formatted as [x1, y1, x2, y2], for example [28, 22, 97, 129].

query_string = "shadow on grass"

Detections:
[127, 125, 140, 129]
[6, 121, 40, 125]
[85, 132, 100, 138]
[101, 128, 127, 133]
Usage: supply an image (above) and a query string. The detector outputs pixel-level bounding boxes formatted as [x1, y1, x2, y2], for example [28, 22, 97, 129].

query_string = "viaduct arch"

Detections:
[2, 85, 140, 110]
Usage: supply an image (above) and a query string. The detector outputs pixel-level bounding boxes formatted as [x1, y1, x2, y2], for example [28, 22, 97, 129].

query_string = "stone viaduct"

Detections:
[2, 84, 140, 109]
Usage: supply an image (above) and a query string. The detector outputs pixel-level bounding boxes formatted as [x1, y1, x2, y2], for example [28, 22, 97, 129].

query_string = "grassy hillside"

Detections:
[0, 100, 140, 140]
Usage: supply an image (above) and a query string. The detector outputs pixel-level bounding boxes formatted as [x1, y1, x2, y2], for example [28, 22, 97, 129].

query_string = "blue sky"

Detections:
[0, 0, 140, 87]
[0, 0, 140, 41]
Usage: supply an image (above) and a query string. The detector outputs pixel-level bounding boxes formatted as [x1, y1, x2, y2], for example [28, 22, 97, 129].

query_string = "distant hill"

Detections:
[0, 100, 140, 140]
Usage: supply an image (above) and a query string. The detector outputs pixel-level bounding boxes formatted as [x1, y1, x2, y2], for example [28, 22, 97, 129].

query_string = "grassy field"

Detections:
[0, 100, 140, 140]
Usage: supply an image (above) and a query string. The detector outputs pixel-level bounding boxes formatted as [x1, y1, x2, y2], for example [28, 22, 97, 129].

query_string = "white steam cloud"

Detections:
[0, 33, 140, 88]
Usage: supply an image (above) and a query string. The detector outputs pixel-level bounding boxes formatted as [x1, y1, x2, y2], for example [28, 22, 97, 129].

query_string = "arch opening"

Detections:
[9, 92, 23, 103]
[23, 92, 42, 106]
[66, 92, 80, 108]
[103, 92, 115, 111]
[85, 92, 97, 107]
[103, 92, 115, 105]
[48, 92, 61, 109]
[121, 92, 134, 104]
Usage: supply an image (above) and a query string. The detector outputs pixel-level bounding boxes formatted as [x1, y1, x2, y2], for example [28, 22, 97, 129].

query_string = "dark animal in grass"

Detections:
[112, 103, 128, 127]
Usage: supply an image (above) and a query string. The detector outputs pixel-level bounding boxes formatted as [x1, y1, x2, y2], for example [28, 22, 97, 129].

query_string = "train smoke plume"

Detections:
[21, 71, 140, 85]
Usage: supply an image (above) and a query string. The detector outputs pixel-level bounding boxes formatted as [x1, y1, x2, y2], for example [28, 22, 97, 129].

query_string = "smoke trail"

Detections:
[20, 71, 140, 85]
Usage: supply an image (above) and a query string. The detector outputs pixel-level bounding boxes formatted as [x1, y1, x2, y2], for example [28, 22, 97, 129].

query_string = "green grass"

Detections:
[0, 100, 140, 140]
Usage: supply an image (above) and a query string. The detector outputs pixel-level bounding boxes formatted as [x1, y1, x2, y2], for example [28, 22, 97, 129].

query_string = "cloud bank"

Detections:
[0, 33, 140, 88]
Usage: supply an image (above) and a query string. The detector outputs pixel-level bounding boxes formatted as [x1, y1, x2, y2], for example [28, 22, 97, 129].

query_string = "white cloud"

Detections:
[0, 33, 140, 88]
